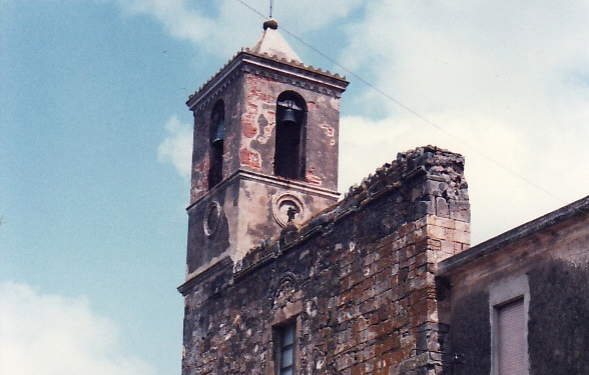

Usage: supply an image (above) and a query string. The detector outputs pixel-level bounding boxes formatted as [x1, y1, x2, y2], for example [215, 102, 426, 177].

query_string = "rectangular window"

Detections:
[496, 298, 525, 375]
[490, 275, 529, 375]
[276, 323, 295, 375]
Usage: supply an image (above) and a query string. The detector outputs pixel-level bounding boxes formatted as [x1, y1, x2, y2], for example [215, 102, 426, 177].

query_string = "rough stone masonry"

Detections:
[179, 146, 470, 375]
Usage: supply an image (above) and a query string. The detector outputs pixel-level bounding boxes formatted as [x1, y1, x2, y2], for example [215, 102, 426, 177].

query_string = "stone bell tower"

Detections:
[183, 20, 349, 281]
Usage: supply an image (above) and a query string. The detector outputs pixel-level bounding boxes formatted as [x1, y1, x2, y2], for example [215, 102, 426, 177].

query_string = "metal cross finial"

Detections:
[269, 0, 274, 18]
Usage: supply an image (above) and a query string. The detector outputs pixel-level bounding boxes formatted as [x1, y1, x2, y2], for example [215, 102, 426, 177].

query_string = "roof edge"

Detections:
[437, 195, 589, 275]
[186, 50, 349, 110]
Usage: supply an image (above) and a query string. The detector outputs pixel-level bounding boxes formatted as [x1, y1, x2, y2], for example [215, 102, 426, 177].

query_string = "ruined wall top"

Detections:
[232, 145, 470, 278]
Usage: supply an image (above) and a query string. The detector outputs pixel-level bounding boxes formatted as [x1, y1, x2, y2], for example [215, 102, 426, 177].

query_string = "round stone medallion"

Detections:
[272, 193, 305, 227]
[203, 201, 221, 237]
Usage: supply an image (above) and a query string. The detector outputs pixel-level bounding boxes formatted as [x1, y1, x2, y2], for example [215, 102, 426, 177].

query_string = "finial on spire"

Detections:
[263, 19, 278, 30]
[269, 0, 274, 18]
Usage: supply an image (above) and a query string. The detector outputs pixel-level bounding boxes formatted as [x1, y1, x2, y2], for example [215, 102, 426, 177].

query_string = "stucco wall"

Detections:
[528, 259, 589, 375]
[188, 54, 346, 205]
[440, 202, 589, 375]
[445, 291, 490, 375]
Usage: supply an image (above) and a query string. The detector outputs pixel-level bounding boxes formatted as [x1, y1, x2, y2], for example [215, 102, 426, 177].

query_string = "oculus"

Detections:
[272, 193, 305, 227]
[203, 201, 221, 237]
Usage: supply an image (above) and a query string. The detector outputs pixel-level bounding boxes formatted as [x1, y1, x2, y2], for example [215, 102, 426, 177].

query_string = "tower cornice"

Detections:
[186, 169, 340, 215]
[186, 51, 349, 111]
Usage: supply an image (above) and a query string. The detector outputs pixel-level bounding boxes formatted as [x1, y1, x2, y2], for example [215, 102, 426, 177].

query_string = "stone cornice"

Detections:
[177, 256, 233, 297]
[186, 169, 340, 215]
[186, 51, 349, 111]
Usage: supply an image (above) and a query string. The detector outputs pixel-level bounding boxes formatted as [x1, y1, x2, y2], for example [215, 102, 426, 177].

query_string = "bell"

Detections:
[281, 108, 298, 125]
[211, 123, 225, 145]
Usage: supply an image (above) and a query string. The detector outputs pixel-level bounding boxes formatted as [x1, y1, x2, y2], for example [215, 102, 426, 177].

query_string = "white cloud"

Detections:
[114, 0, 214, 43]
[0, 282, 156, 375]
[157, 116, 193, 179]
[264, 0, 364, 31]
[339, 112, 535, 243]
[336, 1, 589, 243]
[109, 0, 365, 58]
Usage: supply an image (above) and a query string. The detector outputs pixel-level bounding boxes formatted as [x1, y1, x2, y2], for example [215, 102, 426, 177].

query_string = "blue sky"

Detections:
[2, 1, 589, 374]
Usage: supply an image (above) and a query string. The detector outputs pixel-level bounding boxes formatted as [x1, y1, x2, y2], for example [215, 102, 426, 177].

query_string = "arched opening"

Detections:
[208, 100, 225, 189]
[274, 91, 306, 180]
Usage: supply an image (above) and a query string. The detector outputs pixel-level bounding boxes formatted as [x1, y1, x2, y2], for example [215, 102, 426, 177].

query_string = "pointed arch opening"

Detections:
[274, 91, 306, 180]
[208, 100, 225, 189]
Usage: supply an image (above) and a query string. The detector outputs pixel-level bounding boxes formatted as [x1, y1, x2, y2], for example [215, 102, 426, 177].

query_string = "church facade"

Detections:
[178, 20, 589, 375]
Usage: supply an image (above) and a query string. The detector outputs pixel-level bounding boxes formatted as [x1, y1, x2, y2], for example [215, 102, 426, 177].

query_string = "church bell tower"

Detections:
[183, 19, 348, 281]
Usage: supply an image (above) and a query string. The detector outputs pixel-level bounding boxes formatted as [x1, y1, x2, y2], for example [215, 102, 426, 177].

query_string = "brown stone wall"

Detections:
[180, 147, 470, 375]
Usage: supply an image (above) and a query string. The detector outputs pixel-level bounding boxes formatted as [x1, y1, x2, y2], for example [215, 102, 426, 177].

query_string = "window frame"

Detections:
[489, 275, 530, 375]
[274, 321, 297, 375]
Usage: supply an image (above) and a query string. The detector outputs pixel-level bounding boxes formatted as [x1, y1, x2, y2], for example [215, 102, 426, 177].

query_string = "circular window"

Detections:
[272, 193, 305, 227]
[203, 201, 221, 237]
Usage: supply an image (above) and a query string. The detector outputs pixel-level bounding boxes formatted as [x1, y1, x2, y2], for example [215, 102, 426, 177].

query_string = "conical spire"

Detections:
[251, 19, 302, 64]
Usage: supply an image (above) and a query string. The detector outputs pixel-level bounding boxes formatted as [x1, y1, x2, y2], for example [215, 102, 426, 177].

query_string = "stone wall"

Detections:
[179, 146, 470, 375]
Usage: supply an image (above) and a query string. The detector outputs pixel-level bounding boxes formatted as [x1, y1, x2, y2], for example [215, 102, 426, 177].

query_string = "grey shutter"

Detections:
[497, 298, 525, 375]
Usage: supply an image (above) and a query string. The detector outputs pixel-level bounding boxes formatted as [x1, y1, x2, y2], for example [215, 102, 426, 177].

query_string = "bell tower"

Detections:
[183, 20, 348, 280]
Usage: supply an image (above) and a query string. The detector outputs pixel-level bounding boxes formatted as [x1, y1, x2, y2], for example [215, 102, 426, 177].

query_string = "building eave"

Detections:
[437, 194, 589, 276]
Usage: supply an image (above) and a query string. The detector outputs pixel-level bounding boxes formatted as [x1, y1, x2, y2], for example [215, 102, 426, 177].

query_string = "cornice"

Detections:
[177, 256, 233, 297]
[186, 169, 340, 215]
[186, 51, 349, 112]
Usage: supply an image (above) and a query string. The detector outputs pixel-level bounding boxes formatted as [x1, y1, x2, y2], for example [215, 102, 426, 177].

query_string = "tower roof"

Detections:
[251, 19, 302, 64]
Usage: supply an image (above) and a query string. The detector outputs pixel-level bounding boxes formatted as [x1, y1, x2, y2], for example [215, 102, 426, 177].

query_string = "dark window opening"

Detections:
[276, 323, 296, 375]
[274, 92, 306, 180]
[208, 100, 225, 189]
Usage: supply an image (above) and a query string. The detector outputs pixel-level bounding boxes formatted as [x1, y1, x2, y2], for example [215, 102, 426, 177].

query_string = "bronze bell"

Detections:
[212, 123, 225, 145]
[281, 107, 298, 125]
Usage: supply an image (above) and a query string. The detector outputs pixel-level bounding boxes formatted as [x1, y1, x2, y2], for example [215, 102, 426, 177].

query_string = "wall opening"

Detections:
[208, 100, 225, 189]
[274, 91, 306, 180]
[274, 322, 296, 375]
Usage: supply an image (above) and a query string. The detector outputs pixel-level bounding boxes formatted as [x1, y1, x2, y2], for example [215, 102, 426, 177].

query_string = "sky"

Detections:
[1, 0, 588, 374]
